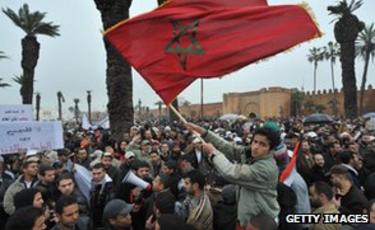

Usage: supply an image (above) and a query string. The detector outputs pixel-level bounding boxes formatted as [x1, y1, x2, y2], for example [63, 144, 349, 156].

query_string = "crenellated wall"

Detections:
[148, 85, 375, 119]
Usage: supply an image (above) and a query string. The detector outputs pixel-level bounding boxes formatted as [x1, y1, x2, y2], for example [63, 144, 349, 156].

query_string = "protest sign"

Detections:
[0, 104, 33, 122]
[0, 121, 64, 155]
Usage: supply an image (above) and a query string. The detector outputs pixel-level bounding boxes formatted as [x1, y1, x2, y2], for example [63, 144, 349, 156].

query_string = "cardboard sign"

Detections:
[0, 104, 33, 122]
[0, 121, 64, 155]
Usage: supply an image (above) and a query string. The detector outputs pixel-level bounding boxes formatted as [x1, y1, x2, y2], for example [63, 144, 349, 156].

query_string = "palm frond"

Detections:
[2, 3, 59, 36]
[12, 74, 27, 85]
[355, 23, 375, 60]
[348, 0, 363, 13]
[0, 78, 11, 88]
[0, 51, 8, 60]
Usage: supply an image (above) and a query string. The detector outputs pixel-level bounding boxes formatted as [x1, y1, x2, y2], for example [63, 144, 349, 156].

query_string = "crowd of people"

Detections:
[1, 116, 375, 230]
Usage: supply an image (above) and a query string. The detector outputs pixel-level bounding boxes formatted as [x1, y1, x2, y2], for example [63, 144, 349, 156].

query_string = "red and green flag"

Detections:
[104, 0, 321, 105]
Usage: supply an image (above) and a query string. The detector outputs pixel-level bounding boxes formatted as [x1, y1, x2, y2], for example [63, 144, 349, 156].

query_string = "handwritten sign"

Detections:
[0, 105, 33, 122]
[0, 121, 64, 155]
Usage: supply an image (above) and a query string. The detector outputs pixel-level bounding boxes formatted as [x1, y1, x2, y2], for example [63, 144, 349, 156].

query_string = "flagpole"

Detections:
[168, 104, 206, 143]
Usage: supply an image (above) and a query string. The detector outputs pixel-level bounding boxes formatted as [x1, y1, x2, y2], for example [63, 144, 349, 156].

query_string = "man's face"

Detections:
[314, 154, 325, 168]
[302, 141, 310, 153]
[144, 130, 153, 140]
[348, 143, 359, 153]
[309, 185, 322, 208]
[32, 215, 46, 230]
[58, 178, 75, 195]
[183, 177, 194, 195]
[136, 167, 150, 179]
[59, 203, 80, 228]
[92, 168, 106, 183]
[58, 154, 68, 163]
[152, 175, 164, 192]
[150, 153, 161, 165]
[33, 192, 44, 209]
[330, 174, 342, 188]
[193, 142, 202, 150]
[161, 165, 173, 176]
[160, 144, 169, 154]
[334, 143, 342, 153]
[41, 170, 56, 184]
[110, 213, 132, 228]
[77, 149, 88, 161]
[141, 143, 152, 153]
[101, 156, 112, 169]
[24, 163, 39, 177]
[250, 134, 271, 159]
[120, 141, 128, 151]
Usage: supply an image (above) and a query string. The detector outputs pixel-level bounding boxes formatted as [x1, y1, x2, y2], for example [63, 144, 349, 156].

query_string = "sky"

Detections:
[0, 0, 374, 114]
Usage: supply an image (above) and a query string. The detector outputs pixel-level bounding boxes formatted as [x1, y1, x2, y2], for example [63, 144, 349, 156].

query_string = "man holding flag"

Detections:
[185, 122, 280, 228]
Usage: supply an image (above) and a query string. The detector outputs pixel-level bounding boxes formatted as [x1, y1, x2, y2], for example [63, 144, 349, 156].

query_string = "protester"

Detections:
[309, 181, 341, 230]
[14, 187, 44, 210]
[329, 165, 368, 214]
[185, 123, 280, 228]
[103, 199, 133, 230]
[91, 163, 115, 229]
[3, 114, 375, 230]
[52, 195, 91, 230]
[5, 206, 46, 230]
[3, 157, 39, 215]
[183, 169, 213, 230]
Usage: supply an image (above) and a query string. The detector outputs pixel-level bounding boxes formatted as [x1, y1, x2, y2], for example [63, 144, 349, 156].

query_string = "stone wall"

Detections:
[148, 85, 375, 119]
[223, 87, 292, 118]
[303, 85, 375, 116]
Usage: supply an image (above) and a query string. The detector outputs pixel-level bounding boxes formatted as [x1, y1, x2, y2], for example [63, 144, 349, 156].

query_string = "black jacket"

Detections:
[90, 181, 115, 228]
[339, 185, 368, 214]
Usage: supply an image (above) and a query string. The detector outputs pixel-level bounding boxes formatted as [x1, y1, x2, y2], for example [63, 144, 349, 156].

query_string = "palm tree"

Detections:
[73, 98, 80, 123]
[323, 42, 340, 91]
[307, 47, 324, 92]
[356, 23, 375, 114]
[155, 101, 163, 118]
[57, 91, 65, 120]
[35, 92, 41, 121]
[2, 4, 59, 104]
[291, 89, 304, 116]
[328, 0, 365, 118]
[87, 90, 92, 123]
[328, 97, 339, 116]
[94, 0, 134, 141]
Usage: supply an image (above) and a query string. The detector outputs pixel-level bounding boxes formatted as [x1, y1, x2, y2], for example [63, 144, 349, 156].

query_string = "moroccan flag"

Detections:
[279, 141, 302, 183]
[104, 1, 321, 105]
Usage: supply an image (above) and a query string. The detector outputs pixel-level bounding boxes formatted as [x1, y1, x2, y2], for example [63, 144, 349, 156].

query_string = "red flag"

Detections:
[279, 141, 301, 183]
[105, 1, 321, 104]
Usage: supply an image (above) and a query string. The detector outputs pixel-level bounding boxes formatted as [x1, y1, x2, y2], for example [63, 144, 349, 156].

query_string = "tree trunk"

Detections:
[330, 60, 335, 91]
[58, 98, 62, 120]
[36, 93, 41, 121]
[94, 0, 134, 142]
[340, 41, 358, 118]
[313, 62, 317, 92]
[169, 99, 179, 122]
[21, 35, 40, 104]
[359, 50, 370, 115]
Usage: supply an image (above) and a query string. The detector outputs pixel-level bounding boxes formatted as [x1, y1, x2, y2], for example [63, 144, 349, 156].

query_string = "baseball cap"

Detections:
[103, 199, 133, 220]
[125, 151, 135, 159]
[141, 140, 151, 145]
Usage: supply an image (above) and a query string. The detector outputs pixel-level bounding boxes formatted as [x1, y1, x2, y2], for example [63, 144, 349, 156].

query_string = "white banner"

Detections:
[0, 121, 64, 155]
[0, 104, 33, 122]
